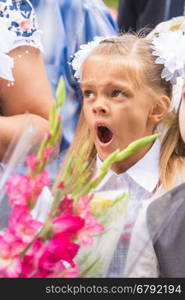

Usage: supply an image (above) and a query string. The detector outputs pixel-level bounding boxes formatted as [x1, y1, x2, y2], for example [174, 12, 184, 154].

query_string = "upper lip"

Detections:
[94, 121, 112, 132]
[94, 120, 114, 144]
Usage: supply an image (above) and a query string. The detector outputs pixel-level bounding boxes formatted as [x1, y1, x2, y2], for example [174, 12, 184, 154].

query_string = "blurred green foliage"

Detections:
[103, 0, 119, 9]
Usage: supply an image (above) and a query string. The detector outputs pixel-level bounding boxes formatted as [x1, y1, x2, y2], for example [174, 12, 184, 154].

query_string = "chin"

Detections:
[96, 148, 113, 161]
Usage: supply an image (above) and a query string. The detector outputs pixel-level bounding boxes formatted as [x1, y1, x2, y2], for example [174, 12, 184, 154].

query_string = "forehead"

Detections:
[81, 55, 143, 89]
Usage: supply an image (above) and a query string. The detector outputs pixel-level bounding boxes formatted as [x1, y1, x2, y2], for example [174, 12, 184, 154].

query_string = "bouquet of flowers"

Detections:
[0, 78, 159, 278]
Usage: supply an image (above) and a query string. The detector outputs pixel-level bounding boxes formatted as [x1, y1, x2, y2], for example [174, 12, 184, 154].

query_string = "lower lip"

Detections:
[96, 137, 114, 149]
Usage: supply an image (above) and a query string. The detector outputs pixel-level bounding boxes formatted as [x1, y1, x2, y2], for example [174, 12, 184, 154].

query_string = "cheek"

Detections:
[83, 104, 89, 121]
[121, 108, 149, 127]
[179, 103, 185, 142]
[83, 104, 92, 128]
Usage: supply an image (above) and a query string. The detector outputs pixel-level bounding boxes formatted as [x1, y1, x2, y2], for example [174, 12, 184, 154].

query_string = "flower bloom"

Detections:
[30, 170, 50, 199]
[52, 214, 85, 236]
[0, 256, 21, 278]
[27, 155, 39, 173]
[6, 171, 50, 208]
[6, 174, 32, 207]
[8, 206, 43, 243]
[75, 195, 92, 215]
[39, 233, 80, 275]
[77, 212, 104, 246]
[43, 147, 53, 161]
[20, 239, 44, 278]
[0, 233, 24, 277]
[59, 196, 73, 214]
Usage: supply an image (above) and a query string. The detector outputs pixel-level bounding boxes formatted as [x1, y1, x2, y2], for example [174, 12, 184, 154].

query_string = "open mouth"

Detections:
[97, 126, 113, 144]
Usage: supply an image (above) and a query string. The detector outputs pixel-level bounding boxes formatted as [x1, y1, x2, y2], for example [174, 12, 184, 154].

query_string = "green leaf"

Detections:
[37, 135, 49, 162]
[80, 133, 160, 195]
[49, 102, 57, 134]
[79, 256, 103, 277]
[115, 133, 160, 161]
[48, 116, 61, 146]
[56, 76, 66, 108]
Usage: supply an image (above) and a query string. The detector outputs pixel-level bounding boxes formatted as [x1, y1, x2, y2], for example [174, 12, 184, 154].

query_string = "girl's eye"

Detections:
[83, 90, 95, 100]
[111, 90, 126, 98]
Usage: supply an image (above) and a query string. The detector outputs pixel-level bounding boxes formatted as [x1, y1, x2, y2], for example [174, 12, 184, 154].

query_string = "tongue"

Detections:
[98, 126, 113, 143]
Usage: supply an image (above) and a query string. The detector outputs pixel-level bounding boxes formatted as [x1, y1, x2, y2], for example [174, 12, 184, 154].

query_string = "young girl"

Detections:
[31, 0, 118, 151]
[124, 90, 185, 278]
[56, 31, 185, 277]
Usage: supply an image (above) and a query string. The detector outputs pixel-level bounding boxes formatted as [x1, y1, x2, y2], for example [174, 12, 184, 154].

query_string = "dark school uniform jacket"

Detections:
[118, 0, 185, 32]
[146, 183, 185, 277]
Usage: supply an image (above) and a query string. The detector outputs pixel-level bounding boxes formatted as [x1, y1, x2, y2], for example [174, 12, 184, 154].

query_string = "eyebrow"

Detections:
[80, 80, 97, 88]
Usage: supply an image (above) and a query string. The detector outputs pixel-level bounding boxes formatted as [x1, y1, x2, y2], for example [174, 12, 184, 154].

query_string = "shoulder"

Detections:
[148, 183, 185, 216]
[146, 183, 185, 236]
[132, 184, 185, 239]
[0, 0, 42, 52]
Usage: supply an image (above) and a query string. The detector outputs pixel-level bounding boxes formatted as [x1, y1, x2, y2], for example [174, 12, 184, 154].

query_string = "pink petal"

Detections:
[52, 214, 85, 235]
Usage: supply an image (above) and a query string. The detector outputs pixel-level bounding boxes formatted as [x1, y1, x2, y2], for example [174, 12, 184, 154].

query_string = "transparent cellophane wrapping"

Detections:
[0, 114, 129, 278]
[75, 190, 129, 278]
[0, 117, 36, 232]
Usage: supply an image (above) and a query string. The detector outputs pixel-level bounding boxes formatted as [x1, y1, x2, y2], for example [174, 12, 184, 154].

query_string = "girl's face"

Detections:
[179, 86, 185, 143]
[81, 56, 165, 171]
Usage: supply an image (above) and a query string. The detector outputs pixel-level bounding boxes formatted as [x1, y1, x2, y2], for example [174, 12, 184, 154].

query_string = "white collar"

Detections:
[96, 138, 160, 193]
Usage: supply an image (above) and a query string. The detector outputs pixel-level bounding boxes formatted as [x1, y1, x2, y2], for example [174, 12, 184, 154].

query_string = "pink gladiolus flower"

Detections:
[0, 231, 27, 257]
[57, 181, 64, 189]
[43, 147, 53, 161]
[31, 170, 50, 198]
[0, 256, 21, 278]
[6, 170, 50, 208]
[39, 233, 80, 271]
[0, 234, 24, 277]
[46, 132, 51, 139]
[52, 214, 85, 236]
[75, 195, 92, 215]
[50, 263, 80, 278]
[8, 207, 43, 243]
[27, 155, 39, 172]
[20, 239, 44, 278]
[77, 212, 104, 246]
[59, 196, 73, 214]
[6, 174, 32, 207]
[60, 264, 80, 278]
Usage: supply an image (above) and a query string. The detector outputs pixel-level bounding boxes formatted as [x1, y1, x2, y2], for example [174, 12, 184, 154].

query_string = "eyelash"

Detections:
[111, 89, 127, 98]
[82, 89, 128, 100]
[83, 90, 95, 100]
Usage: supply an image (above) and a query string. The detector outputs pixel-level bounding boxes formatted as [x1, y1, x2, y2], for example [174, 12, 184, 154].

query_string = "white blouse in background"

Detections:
[124, 201, 160, 278]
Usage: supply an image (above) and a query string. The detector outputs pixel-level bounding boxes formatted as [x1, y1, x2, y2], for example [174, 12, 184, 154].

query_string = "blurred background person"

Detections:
[0, 0, 54, 229]
[118, 0, 185, 33]
[0, 0, 53, 161]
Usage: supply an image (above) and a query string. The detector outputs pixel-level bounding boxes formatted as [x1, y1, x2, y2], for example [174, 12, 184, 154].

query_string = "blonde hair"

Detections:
[160, 107, 185, 189]
[56, 33, 185, 191]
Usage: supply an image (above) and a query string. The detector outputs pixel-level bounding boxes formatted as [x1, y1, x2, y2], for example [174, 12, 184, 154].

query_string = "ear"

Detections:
[148, 95, 171, 124]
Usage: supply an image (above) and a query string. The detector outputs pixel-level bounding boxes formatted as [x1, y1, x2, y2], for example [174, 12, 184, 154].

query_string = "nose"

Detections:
[92, 99, 109, 115]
